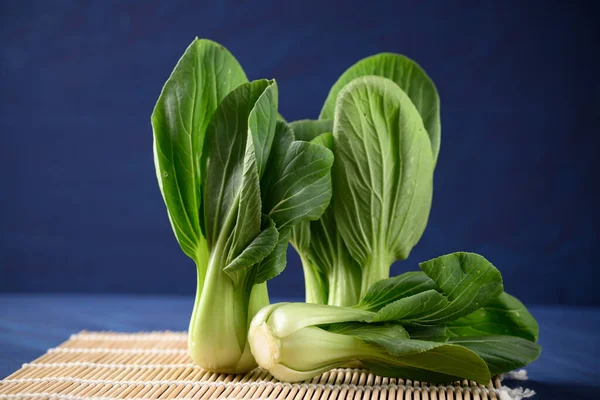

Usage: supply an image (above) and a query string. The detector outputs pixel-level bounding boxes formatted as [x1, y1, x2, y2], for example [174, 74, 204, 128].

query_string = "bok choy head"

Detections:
[292, 57, 439, 305]
[151, 39, 333, 373]
[249, 252, 540, 383]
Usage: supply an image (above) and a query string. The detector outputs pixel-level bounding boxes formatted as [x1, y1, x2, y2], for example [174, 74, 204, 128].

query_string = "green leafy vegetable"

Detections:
[290, 53, 440, 308]
[291, 74, 436, 306]
[249, 252, 534, 383]
[249, 302, 490, 384]
[152, 39, 333, 373]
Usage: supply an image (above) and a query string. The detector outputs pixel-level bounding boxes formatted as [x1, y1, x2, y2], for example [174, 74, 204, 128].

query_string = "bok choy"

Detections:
[249, 252, 541, 383]
[291, 59, 439, 305]
[152, 39, 333, 373]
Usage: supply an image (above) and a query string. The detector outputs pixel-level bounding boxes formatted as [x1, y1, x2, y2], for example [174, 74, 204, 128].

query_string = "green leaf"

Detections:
[320, 53, 441, 164]
[203, 80, 277, 253]
[309, 132, 334, 149]
[254, 122, 335, 283]
[405, 325, 449, 342]
[331, 323, 490, 384]
[262, 123, 334, 230]
[448, 336, 541, 376]
[226, 132, 264, 267]
[404, 295, 541, 376]
[364, 336, 491, 384]
[152, 38, 248, 259]
[332, 76, 434, 293]
[253, 232, 290, 284]
[289, 131, 333, 258]
[446, 292, 539, 342]
[373, 252, 503, 324]
[289, 119, 333, 142]
[224, 215, 279, 279]
[357, 271, 437, 311]
[249, 85, 279, 178]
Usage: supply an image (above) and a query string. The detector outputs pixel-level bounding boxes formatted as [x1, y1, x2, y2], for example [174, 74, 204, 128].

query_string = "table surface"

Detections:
[1, 295, 598, 399]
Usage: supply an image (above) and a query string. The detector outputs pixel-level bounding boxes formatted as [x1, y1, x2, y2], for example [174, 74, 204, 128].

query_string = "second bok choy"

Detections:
[151, 39, 333, 373]
[291, 54, 440, 306]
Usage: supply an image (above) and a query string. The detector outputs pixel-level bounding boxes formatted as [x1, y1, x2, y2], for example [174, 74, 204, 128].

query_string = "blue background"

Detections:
[1, 1, 598, 305]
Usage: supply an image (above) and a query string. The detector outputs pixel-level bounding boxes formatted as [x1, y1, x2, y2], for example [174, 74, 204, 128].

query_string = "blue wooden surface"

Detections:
[0, 295, 598, 399]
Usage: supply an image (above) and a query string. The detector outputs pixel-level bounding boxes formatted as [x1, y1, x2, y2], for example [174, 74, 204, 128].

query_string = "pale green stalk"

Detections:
[300, 255, 327, 305]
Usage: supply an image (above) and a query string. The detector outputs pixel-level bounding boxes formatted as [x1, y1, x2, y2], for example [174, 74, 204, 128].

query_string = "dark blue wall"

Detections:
[1, 1, 598, 305]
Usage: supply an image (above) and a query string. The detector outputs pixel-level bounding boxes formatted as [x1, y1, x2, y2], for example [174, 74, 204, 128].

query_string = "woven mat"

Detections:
[0, 331, 528, 400]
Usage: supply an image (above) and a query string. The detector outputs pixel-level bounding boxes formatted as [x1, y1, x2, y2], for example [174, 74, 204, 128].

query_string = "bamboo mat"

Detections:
[0, 332, 531, 400]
